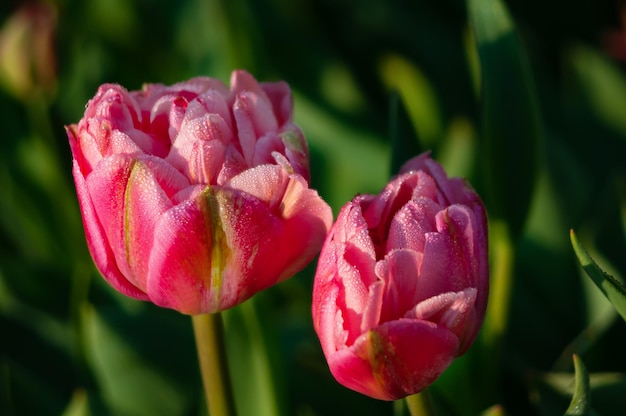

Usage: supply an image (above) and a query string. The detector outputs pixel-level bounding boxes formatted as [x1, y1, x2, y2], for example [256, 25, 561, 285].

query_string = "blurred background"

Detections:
[1, 0, 625, 415]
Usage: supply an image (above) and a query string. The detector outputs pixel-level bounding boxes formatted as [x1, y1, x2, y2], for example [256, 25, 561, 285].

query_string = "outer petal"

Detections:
[148, 165, 332, 314]
[408, 288, 478, 348]
[146, 187, 219, 314]
[312, 267, 346, 356]
[221, 165, 332, 298]
[123, 157, 191, 289]
[72, 159, 148, 300]
[67, 121, 144, 176]
[313, 198, 378, 345]
[86, 155, 189, 291]
[85, 155, 137, 283]
[328, 319, 459, 401]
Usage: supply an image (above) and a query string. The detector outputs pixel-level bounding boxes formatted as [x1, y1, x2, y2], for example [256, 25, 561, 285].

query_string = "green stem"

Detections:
[405, 390, 436, 416]
[192, 313, 237, 416]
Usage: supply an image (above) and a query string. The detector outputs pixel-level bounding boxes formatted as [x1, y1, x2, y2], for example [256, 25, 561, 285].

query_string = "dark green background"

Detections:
[1, 0, 625, 415]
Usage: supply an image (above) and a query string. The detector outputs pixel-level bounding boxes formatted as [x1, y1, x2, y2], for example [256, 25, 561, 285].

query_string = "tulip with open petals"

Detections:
[67, 70, 332, 315]
[312, 153, 488, 400]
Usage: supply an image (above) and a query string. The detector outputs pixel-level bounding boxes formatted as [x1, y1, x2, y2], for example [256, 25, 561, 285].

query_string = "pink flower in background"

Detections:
[312, 153, 488, 400]
[67, 70, 332, 315]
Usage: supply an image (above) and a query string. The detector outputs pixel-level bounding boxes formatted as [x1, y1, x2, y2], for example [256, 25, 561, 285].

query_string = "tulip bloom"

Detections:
[67, 70, 332, 315]
[312, 153, 488, 400]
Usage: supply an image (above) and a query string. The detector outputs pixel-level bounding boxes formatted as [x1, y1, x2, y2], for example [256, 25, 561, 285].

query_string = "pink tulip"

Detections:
[67, 70, 332, 315]
[312, 153, 489, 400]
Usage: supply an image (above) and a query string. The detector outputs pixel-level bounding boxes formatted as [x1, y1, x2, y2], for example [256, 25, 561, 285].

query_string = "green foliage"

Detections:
[564, 355, 590, 416]
[468, 0, 542, 240]
[571, 230, 626, 322]
[1, 0, 626, 415]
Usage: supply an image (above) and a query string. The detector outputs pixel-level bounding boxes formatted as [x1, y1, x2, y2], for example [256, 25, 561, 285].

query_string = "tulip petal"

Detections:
[169, 76, 229, 97]
[167, 113, 233, 184]
[386, 197, 440, 252]
[326, 200, 379, 344]
[85, 155, 136, 282]
[312, 270, 347, 353]
[329, 319, 459, 400]
[375, 249, 423, 323]
[147, 187, 218, 314]
[91, 84, 141, 131]
[193, 89, 234, 131]
[360, 280, 384, 333]
[222, 165, 332, 294]
[252, 132, 285, 168]
[260, 80, 292, 126]
[86, 155, 190, 290]
[123, 157, 190, 289]
[409, 288, 478, 347]
[416, 205, 479, 300]
[280, 125, 310, 182]
[401, 154, 475, 206]
[72, 160, 148, 300]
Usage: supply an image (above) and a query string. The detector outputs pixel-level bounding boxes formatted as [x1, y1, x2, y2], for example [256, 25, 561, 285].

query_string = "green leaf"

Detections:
[294, 93, 389, 212]
[380, 54, 446, 177]
[61, 390, 89, 416]
[468, 0, 543, 239]
[564, 355, 590, 416]
[82, 304, 198, 416]
[387, 90, 423, 175]
[570, 229, 626, 322]
[223, 295, 287, 416]
[566, 45, 626, 138]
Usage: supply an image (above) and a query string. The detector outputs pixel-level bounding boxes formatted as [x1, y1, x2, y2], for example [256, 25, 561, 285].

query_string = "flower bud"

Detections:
[67, 70, 332, 314]
[312, 153, 488, 400]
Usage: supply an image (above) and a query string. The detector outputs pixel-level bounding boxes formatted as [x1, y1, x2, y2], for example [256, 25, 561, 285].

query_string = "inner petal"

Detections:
[374, 248, 423, 324]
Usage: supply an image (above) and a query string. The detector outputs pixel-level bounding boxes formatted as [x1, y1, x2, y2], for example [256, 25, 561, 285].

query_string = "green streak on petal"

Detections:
[279, 127, 303, 153]
[364, 329, 396, 392]
[279, 127, 307, 172]
[123, 159, 140, 282]
[200, 187, 231, 306]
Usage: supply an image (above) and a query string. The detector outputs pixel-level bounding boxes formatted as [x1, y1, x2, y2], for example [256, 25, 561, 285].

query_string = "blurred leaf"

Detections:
[223, 296, 286, 416]
[380, 54, 443, 152]
[534, 371, 623, 416]
[437, 117, 476, 180]
[387, 90, 422, 175]
[294, 93, 389, 212]
[570, 229, 626, 322]
[82, 304, 198, 416]
[468, 0, 543, 239]
[319, 62, 367, 115]
[567, 45, 626, 138]
[61, 390, 89, 416]
[564, 355, 590, 416]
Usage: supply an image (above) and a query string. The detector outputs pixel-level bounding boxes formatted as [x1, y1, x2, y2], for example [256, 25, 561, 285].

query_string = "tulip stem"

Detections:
[405, 390, 436, 416]
[192, 313, 237, 416]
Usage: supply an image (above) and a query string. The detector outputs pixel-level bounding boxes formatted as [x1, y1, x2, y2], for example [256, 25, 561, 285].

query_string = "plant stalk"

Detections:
[405, 389, 436, 416]
[192, 313, 236, 416]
